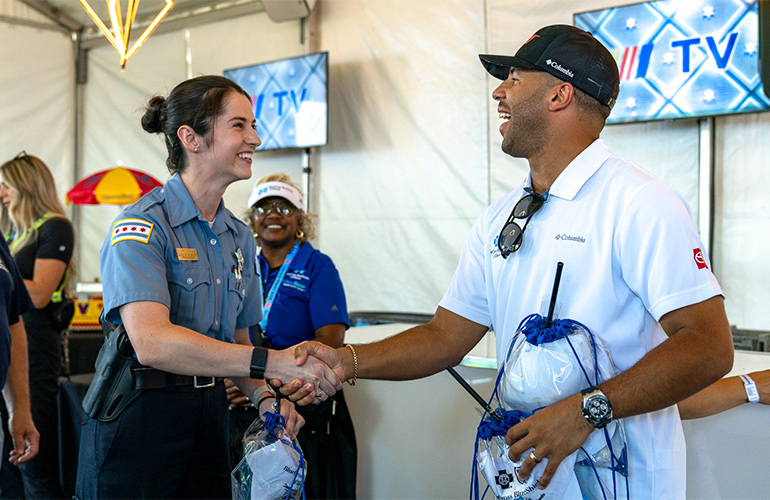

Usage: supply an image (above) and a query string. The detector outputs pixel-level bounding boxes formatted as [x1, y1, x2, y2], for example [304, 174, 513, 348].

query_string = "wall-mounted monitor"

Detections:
[224, 52, 328, 150]
[575, 0, 770, 124]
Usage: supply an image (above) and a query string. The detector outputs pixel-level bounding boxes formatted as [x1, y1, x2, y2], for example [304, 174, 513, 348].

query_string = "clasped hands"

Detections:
[266, 341, 346, 406]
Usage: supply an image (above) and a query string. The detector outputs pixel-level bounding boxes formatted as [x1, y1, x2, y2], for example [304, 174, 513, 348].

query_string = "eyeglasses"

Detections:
[497, 193, 545, 258]
[254, 198, 297, 217]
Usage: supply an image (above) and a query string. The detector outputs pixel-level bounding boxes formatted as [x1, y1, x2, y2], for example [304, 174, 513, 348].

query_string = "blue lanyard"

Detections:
[258, 241, 301, 332]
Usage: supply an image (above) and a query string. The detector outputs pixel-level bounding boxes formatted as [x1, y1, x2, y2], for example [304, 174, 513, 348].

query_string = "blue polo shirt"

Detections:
[259, 242, 349, 349]
[100, 174, 262, 341]
[0, 233, 33, 388]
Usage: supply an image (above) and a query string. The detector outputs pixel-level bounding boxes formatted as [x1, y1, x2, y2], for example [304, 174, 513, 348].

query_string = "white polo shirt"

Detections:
[440, 139, 722, 499]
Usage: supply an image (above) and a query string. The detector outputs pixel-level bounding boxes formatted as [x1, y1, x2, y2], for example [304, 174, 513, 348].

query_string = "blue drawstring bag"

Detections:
[231, 412, 306, 500]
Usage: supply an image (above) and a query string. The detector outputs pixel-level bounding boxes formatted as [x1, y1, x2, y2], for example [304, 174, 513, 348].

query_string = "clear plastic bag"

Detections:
[491, 313, 629, 500]
[474, 410, 581, 500]
[499, 314, 615, 414]
[231, 412, 305, 500]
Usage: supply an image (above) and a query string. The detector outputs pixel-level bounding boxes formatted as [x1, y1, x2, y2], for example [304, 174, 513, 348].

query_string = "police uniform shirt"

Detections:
[100, 174, 261, 340]
[258, 242, 349, 349]
[439, 139, 722, 500]
[0, 234, 33, 387]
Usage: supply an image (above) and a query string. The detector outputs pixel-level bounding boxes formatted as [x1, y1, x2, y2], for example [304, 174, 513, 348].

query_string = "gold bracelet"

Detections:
[345, 344, 358, 386]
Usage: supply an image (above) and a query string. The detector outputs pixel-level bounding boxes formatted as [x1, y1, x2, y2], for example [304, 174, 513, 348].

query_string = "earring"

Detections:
[295, 229, 304, 240]
[194, 146, 199, 152]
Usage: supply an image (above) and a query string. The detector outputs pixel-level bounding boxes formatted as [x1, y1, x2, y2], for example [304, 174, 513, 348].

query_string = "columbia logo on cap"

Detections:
[546, 59, 574, 78]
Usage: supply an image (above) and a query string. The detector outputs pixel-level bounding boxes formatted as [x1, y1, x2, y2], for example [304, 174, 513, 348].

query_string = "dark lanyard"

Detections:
[258, 241, 300, 332]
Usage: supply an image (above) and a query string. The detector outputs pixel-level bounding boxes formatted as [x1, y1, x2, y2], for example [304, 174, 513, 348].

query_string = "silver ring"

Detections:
[529, 451, 542, 464]
[316, 390, 324, 398]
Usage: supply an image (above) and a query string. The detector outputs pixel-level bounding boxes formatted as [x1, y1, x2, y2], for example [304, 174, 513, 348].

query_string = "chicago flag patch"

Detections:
[111, 218, 154, 245]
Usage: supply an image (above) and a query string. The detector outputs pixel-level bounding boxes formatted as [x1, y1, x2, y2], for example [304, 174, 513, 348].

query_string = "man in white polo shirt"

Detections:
[290, 24, 734, 499]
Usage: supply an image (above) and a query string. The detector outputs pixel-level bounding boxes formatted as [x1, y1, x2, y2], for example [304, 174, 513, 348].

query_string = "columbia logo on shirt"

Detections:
[111, 218, 154, 245]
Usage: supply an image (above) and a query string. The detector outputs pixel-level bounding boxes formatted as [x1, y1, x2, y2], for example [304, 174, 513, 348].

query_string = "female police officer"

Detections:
[75, 75, 341, 499]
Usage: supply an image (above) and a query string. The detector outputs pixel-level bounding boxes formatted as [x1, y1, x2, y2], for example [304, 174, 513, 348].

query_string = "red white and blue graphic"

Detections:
[110, 218, 154, 245]
[575, 0, 770, 123]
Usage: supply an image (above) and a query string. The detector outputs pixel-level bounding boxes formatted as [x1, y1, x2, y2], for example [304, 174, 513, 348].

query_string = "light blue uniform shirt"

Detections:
[100, 174, 261, 342]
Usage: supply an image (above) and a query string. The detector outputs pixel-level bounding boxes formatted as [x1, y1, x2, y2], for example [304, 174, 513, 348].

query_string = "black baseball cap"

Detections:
[479, 24, 620, 109]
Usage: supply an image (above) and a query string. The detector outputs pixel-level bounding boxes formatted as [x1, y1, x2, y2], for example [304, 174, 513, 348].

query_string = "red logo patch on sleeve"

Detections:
[693, 248, 708, 269]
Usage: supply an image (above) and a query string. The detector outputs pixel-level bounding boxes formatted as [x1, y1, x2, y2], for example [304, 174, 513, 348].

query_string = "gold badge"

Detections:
[176, 248, 199, 261]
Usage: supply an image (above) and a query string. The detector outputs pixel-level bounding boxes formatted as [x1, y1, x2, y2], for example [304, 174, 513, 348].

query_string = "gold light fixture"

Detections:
[79, 0, 175, 71]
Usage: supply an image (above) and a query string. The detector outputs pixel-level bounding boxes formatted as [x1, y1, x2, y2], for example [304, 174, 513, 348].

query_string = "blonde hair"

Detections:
[246, 173, 316, 244]
[0, 153, 76, 290]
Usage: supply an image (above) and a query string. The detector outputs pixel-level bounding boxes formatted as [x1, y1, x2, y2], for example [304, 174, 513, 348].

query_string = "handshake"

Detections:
[264, 341, 352, 406]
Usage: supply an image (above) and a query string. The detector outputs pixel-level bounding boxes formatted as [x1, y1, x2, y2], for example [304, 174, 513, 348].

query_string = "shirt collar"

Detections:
[164, 174, 235, 234]
[523, 138, 611, 202]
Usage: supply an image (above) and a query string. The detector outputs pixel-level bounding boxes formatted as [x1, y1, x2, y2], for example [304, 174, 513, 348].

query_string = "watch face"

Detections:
[586, 397, 610, 419]
[583, 391, 612, 428]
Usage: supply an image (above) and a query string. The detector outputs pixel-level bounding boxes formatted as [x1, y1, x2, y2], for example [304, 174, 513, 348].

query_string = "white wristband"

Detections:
[739, 374, 760, 403]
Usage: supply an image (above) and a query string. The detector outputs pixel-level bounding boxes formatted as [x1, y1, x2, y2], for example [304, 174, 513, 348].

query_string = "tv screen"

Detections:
[224, 52, 328, 150]
[574, 0, 770, 124]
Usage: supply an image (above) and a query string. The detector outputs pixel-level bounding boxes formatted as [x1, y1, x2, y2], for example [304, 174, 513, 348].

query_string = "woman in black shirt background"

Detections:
[0, 152, 75, 499]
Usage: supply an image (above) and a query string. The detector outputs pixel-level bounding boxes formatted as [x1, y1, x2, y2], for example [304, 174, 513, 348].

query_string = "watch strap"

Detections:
[250, 347, 269, 379]
[739, 374, 760, 402]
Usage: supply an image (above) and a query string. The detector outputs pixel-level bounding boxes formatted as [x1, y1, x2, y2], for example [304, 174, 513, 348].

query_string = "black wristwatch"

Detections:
[249, 347, 268, 379]
[581, 386, 613, 429]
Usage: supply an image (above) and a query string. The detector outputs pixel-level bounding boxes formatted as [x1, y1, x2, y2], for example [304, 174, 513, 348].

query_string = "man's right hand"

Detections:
[270, 341, 347, 405]
[264, 343, 343, 403]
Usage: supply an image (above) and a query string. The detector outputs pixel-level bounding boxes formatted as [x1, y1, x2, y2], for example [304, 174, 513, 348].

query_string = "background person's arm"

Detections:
[2, 320, 39, 465]
[22, 258, 66, 308]
[677, 369, 770, 419]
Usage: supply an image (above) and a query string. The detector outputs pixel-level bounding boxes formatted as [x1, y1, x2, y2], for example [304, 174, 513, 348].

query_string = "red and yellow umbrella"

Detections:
[66, 166, 163, 205]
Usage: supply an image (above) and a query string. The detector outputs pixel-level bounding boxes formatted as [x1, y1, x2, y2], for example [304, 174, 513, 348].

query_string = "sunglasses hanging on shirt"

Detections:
[497, 192, 546, 258]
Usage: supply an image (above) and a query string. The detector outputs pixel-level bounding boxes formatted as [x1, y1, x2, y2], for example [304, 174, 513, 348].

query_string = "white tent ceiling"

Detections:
[15, 0, 266, 38]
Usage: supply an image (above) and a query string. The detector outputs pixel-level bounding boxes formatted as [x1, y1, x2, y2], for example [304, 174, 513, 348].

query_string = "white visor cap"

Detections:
[247, 181, 306, 212]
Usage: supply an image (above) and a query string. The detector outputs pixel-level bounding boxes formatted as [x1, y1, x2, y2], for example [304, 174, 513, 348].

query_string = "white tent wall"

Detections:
[0, 1, 74, 215]
[316, 0, 488, 317]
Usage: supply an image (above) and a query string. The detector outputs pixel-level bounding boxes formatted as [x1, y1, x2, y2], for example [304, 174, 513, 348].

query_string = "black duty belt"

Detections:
[132, 367, 221, 390]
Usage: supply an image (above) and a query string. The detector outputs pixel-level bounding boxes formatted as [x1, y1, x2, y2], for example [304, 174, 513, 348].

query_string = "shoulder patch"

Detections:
[111, 218, 154, 245]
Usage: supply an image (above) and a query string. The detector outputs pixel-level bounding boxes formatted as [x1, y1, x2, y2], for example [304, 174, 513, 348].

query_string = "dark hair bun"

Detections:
[141, 95, 166, 134]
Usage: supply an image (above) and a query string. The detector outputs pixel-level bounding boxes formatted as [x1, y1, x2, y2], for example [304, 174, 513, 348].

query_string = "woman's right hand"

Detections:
[264, 343, 343, 398]
[257, 394, 304, 439]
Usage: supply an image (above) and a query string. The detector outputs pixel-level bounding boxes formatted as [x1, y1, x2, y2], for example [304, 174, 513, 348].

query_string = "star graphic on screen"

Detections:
[625, 17, 637, 30]
[702, 6, 715, 19]
[662, 52, 676, 65]
[703, 89, 716, 102]
[744, 42, 757, 56]
[625, 97, 637, 109]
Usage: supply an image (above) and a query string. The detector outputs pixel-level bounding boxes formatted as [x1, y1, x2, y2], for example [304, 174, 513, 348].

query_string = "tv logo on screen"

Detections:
[614, 32, 739, 81]
[250, 88, 309, 119]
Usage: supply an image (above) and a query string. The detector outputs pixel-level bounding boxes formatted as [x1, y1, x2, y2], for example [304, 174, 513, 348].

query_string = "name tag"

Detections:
[176, 248, 199, 261]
